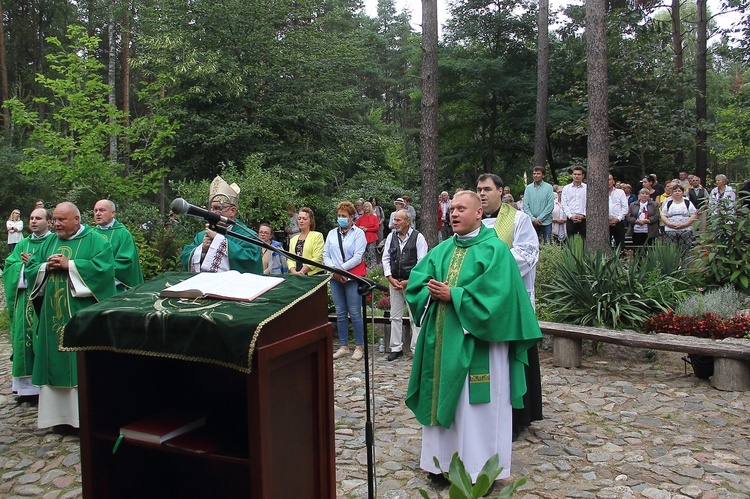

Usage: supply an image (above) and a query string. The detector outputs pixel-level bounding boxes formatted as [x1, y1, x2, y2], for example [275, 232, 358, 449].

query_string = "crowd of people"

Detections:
[3, 168, 745, 492]
[495, 168, 745, 253]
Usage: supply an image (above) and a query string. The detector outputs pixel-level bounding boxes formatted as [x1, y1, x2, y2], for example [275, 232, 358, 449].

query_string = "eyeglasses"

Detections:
[210, 204, 234, 213]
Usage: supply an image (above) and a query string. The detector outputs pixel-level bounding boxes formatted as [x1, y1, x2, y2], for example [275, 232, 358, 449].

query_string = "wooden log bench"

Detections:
[539, 321, 750, 391]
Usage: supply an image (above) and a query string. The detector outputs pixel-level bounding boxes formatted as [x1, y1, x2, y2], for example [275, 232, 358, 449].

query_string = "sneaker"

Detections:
[333, 347, 350, 359]
[351, 347, 364, 361]
[386, 351, 403, 361]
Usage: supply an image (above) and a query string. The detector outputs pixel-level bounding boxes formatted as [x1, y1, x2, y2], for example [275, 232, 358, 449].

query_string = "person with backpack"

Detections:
[661, 184, 697, 249]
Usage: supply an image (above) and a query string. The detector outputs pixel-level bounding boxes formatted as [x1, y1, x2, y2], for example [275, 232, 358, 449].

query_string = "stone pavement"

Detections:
[1, 328, 749, 498]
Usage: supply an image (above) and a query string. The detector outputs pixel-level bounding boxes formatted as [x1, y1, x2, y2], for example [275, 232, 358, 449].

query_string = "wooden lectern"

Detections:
[64, 273, 335, 498]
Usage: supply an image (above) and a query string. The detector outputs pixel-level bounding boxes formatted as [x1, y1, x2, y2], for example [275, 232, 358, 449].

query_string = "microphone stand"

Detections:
[203, 219, 384, 499]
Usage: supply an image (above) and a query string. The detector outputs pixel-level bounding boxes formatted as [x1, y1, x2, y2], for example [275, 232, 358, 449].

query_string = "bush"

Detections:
[117, 201, 193, 280]
[534, 242, 565, 321]
[694, 198, 750, 290]
[676, 285, 748, 319]
[541, 236, 692, 329]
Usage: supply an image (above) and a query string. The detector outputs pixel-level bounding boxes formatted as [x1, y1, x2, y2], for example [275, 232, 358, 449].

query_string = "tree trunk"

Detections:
[420, 0, 439, 248]
[533, 0, 550, 169]
[0, 0, 9, 138]
[108, 8, 117, 164]
[122, 1, 131, 172]
[672, 0, 684, 171]
[585, 0, 610, 254]
[695, 0, 708, 181]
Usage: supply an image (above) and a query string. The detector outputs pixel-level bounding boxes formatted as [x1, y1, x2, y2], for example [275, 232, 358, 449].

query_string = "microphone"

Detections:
[171, 198, 235, 225]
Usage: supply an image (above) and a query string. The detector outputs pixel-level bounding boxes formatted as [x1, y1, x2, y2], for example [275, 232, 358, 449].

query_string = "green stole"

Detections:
[435, 245, 490, 412]
[405, 225, 543, 429]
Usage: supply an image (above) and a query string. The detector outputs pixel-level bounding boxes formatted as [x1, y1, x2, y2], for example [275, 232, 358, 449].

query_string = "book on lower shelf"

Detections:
[120, 411, 207, 445]
[159, 270, 284, 302]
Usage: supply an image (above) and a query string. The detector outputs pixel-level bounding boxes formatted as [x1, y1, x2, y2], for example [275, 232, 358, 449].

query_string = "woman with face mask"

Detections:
[322, 201, 367, 361]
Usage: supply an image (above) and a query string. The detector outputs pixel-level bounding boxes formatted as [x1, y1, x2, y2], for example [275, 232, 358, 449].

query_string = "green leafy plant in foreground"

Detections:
[418, 452, 526, 498]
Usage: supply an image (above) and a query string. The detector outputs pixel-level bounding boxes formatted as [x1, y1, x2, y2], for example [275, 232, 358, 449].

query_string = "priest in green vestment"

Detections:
[405, 190, 542, 483]
[2, 208, 53, 396]
[180, 175, 263, 274]
[92, 199, 144, 292]
[26, 202, 116, 428]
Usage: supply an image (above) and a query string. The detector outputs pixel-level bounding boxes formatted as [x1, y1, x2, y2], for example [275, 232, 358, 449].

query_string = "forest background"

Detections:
[0, 0, 748, 272]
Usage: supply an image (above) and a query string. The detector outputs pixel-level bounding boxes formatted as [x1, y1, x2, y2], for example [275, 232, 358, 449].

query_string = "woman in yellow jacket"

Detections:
[287, 207, 324, 275]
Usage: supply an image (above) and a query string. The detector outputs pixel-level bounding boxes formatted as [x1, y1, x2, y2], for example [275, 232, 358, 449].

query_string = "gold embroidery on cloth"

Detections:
[430, 246, 468, 425]
[469, 373, 490, 383]
[60, 275, 332, 375]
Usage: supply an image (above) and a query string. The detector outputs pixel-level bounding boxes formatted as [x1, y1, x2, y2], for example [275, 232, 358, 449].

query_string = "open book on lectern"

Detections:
[159, 270, 284, 302]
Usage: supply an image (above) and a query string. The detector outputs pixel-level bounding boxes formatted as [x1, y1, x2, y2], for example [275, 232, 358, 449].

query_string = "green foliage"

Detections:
[694, 199, 750, 290]
[438, 0, 537, 188]
[4, 25, 175, 206]
[553, 7, 696, 180]
[365, 264, 390, 311]
[541, 237, 693, 329]
[0, 145, 66, 225]
[418, 452, 525, 498]
[116, 201, 193, 280]
[709, 85, 749, 166]
[173, 157, 298, 233]
[534, 242, 566, 322]
[676, 285, 748, 319]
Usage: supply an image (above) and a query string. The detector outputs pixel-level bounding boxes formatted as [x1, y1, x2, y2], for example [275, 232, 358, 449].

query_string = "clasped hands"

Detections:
[47, 253, 69, 271]
[427, 279, 451, 302]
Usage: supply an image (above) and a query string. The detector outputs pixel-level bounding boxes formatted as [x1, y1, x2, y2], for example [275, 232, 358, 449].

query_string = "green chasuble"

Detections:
[92, 219, 144, 292]
[2, 233, 51, 377]
[405, 225, 542, 429]
[26, 226, 116, 387]
[180, 219, 263, 275]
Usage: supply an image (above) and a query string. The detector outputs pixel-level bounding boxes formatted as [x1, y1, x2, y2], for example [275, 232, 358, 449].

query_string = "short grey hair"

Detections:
[639, 188, 650, 195]
[396, 209, 412, 222]
[715, 174, 729, 184]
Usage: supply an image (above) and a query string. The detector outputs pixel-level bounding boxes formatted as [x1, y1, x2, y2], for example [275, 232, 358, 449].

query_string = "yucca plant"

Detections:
[542, 237, 690, 329]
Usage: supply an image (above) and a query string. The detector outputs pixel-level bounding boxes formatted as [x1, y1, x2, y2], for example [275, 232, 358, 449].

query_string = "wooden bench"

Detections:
[539, 321, 750, 391]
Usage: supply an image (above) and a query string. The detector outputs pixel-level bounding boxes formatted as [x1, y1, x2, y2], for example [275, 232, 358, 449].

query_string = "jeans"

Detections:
[330, 279, 364, 347]
[534, 223, 553, 244]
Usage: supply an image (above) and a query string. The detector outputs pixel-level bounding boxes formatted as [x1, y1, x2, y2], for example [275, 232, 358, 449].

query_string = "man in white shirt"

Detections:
[608, 174, 629, 248]
[476, 173, 542, 440]
[561, 166, 587, 238]
[381, 209, 428, 360]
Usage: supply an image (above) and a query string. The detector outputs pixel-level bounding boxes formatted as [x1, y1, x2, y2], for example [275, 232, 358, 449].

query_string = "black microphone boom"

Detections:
[171, 198, 234, 225]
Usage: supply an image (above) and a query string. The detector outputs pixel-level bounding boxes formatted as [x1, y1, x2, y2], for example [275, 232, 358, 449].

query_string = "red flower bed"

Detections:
[644, 310, 750, 339]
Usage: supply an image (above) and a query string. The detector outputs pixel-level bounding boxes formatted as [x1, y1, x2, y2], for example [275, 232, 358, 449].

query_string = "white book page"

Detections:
[162, 271, 284, 302]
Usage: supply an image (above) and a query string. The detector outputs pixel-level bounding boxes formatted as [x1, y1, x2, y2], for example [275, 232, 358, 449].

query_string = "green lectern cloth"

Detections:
[62, 272, 330, 373]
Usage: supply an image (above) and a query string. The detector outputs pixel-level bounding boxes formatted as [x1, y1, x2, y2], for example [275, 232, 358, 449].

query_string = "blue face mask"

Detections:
[337, 217, 349, 228]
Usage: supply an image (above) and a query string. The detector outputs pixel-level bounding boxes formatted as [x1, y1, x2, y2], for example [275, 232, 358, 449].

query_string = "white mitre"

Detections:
[209, 175, 240, 205]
